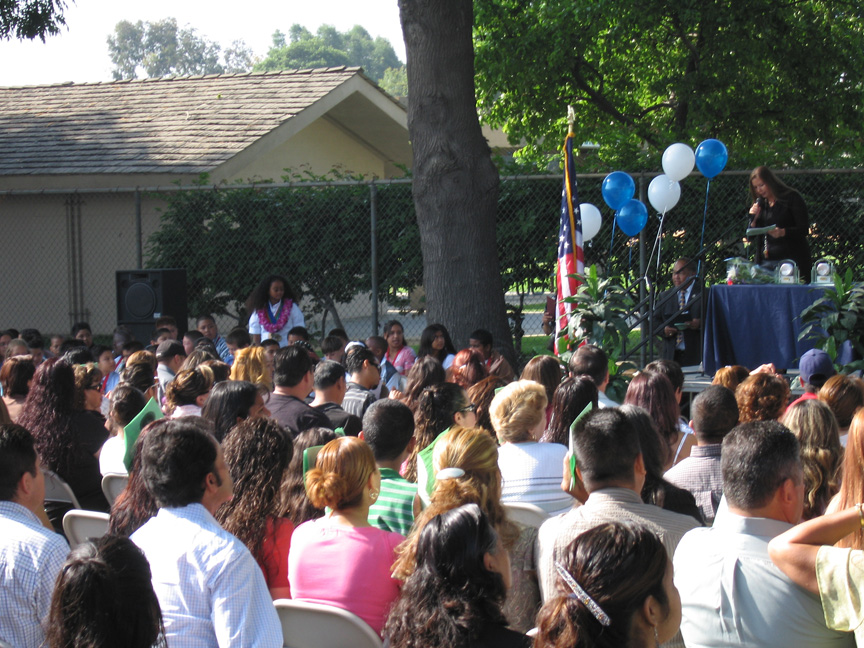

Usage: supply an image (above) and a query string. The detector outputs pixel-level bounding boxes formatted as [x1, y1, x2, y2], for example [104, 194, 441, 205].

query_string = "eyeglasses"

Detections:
[459, 403, 477, 413]
[86, 383, 103, 393]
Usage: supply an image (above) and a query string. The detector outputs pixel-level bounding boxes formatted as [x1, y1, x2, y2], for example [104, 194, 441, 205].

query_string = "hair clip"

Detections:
[554, 561, 610, 627]
[436, 467, 465, 480]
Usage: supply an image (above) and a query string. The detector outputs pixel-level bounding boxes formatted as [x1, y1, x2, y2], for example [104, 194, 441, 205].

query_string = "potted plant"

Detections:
[559, 265, 637, 402]
[799, 269, 864, 373]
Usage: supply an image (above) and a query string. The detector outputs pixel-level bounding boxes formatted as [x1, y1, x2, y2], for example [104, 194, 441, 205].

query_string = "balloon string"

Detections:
[698, 179, 711, 275]
[609, 212, 618, 266]
[647, 210, 666, 281]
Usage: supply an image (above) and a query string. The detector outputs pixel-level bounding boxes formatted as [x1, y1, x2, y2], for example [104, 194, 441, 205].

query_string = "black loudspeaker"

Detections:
[116, 269, 187, 344]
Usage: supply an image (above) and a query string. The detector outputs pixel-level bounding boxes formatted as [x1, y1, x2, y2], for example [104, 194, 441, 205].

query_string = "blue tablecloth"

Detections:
[703, 284, 827, 375]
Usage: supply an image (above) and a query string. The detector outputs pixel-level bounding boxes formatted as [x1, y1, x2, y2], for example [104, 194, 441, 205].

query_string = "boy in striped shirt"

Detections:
[361, 400, 419, 536]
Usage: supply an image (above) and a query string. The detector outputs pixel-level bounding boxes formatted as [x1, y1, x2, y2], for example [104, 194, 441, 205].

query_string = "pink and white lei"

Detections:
[257, 300, 293, 333]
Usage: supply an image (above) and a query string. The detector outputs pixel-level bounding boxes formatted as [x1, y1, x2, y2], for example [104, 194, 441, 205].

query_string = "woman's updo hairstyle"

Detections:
[305, 436, 376, 511]
[534, 521, 669, 648]
[432, 426, 504, 522]
[165, 366, 214, 412]
[109, 385, 147, 429]
[489, 379, 547, 443]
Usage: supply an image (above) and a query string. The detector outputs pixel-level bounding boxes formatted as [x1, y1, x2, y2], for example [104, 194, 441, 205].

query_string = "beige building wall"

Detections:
[222, 118, 394, 182]
[0, 192, 164, 337]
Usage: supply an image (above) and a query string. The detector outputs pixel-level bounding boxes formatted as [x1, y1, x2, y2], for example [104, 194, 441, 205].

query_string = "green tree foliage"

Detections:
[379, 66, 408, 100]
[0, 0, 65, 41]
[107, 18, 253, 80]
[145, 175, 422, 331]
[254, 24, 402, 83]
[473, 0, 864, 169]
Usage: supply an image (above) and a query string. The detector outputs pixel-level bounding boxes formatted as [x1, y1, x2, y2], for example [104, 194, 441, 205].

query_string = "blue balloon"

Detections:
[601, 171, 636, 211]
[695, 139, 728, 179]
[617, 199, 648, 237]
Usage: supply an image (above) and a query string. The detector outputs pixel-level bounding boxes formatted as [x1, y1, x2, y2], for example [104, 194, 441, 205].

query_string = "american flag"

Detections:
[555, 132, 584, 354]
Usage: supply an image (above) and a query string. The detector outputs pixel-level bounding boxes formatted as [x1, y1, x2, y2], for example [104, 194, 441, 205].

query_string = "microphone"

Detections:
[756, 197, 766, 211]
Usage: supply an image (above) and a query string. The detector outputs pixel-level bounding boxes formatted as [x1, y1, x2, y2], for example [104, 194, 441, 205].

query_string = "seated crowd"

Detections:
[3, 313, 864, 648]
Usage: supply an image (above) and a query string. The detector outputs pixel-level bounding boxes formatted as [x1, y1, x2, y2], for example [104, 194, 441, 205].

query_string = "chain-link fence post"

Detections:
[370, 183, 379, 337]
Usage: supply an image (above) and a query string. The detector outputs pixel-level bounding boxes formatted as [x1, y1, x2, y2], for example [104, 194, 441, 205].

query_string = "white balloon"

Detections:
[579, 203, 602, 241]
[662, 143, 695, 182]
[647, 175, 682, 213]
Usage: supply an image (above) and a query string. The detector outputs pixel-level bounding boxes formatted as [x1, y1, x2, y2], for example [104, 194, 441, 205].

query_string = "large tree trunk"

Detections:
[398, 0, 512, 352]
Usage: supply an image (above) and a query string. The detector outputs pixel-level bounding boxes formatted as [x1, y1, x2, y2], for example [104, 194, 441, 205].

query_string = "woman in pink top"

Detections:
[384, 320, 416, 376]
[288, 436, 403, 636]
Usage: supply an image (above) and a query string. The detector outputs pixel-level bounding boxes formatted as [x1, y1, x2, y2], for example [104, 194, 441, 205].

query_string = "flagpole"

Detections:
[555, 106, 583, 355]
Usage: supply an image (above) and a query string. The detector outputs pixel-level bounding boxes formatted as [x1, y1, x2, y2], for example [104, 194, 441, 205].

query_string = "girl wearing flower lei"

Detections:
[246, 275, 305, 347]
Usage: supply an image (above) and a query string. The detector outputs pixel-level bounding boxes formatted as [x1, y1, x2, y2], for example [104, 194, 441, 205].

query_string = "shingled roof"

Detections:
[0, 66, 394, 176]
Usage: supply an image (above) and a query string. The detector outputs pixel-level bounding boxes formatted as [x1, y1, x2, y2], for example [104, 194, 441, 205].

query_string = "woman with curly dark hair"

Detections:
[108, 436, 158, 537]
[398, 355, 446, 413]
[385, 503, 529, 648]
[245, 274, 304, 346]
[216, 418, 293, 599]
[534, 521, 681, 648]
[19, 358, 109, 526]
[405, 382, 476, 485]
[736, 371, 790, 423]
[281, 427, 338, 527]
[417, 324, 457, 370]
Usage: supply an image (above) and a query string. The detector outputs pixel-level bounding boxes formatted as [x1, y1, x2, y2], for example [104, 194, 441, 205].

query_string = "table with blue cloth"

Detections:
[703, 284, 827, 375]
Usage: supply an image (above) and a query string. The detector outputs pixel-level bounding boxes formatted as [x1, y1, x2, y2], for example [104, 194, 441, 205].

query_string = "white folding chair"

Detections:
[101, 473, 129, 505]
[62, 510, 110, 550]
[43, 469, 81, 509]
[503, 502, 550, 528]
[273, 599, 382, 648]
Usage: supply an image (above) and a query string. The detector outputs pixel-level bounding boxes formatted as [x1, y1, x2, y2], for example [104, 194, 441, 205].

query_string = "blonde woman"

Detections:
[393, 426, 540, 632]
[491, 380, 572, 515]
[230, 346, 273, 392]
[782, 399, 842, 520]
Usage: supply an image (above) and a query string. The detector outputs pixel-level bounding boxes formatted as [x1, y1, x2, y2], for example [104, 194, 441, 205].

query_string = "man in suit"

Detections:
[655, 257, 703, 367]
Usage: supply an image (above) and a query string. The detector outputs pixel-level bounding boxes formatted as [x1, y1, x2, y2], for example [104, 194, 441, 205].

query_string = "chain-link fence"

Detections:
[2, 169, 862, 366]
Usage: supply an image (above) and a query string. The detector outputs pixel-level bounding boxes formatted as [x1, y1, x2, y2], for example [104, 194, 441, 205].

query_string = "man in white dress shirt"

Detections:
[0, 424, 69, 648]
[131, 418, 282, 648]
[674, 421, 854, 647]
